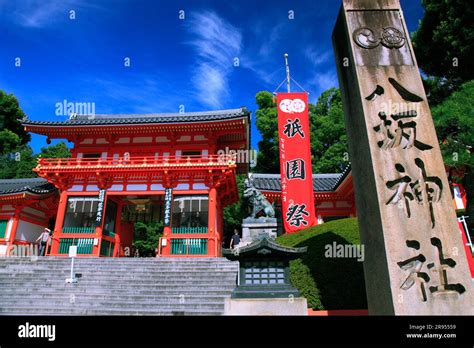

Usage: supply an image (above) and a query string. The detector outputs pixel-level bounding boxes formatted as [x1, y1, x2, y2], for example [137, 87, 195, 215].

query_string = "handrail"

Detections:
[36, 154, 237, 168]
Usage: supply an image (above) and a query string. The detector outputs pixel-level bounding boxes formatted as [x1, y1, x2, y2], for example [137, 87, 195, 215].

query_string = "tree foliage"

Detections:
[311, 88, 348, 173]
[431, 80, 474, 231]
[0, 141, 71, 180]
[432, 80, 474, 169]
[222, 174, 249, 244]
[254, 91, 279, 173]
[412, 0, 474, 85]
[0, 89, 71, 179]
[254, 88, 349, 174]
[0, 91, 30, 149]
[38, 142, 71, 159]
[133, 221, 163, 256]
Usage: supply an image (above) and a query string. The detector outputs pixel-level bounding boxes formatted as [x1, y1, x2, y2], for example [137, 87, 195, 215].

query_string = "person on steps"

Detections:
[229, 229, 240, 249]
[36, 228, 51, 256]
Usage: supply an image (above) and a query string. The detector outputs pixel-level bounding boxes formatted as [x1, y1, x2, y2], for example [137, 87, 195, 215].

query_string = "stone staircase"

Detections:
[0, 257, 239, 315]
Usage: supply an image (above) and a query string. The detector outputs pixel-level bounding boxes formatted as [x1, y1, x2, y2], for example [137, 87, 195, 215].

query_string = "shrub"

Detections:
[277, 218, 367, 310]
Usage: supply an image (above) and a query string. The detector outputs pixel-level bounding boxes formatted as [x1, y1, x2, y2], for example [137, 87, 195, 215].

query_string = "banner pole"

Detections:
[284, 53, 291, 93]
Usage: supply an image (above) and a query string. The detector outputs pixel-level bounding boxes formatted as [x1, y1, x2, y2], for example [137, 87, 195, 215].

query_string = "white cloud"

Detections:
[307, 70, 339, 96]
[1, 0, 100, 28]
[83, 73, 189, 114]
[186, 11, 242, 109]
[304, 46, 332, 66]
[303, 46, 338, 96]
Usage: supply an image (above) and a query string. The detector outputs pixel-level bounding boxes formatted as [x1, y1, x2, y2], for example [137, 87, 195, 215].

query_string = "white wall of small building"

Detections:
[16, 220, 45, 243]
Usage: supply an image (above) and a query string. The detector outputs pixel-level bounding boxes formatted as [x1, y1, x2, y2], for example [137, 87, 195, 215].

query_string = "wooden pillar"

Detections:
[216, 196, 223, 256]
[50, 191, 68, 255]
[113, 201, 123, 257]
[333, 0, 473, 314]
[208, 186, 217, 257]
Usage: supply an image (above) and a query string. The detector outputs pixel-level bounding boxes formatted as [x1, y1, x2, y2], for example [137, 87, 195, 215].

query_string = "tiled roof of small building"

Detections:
[0, 178, 57, 195]
[21, 108, 250, 126]
[250, 166, 351, 192]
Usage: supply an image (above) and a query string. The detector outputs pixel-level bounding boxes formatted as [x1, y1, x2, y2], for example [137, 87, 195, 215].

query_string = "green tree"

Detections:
[0, 129, 37, 180]
[222, 174, 249, 244]
[431, 80, 474, 232]
[0, 90, 30, 150]
[0, 129, 22, 155]
[133, 221, 163, 256]
[253, 88, 348, 174]
[0, 141, 71, 180]
[37, 142, 71, 159]
[311, 88, 348, 173]
[254, 91, 279, 173]
[412, 0, 474, 105]
[412, 0, 474, 82]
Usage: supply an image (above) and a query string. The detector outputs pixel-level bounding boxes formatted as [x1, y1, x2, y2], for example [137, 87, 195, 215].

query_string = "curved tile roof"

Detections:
[0, 178, 57, 195]
[250, 165, 351, 192]
[22, 108, 250, 126]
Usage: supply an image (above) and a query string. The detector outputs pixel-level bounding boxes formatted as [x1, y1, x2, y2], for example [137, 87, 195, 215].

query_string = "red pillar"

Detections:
[216, 196, 223, 256]
[113, 201, 123, 257]
[50, 190, 68, 255]
[208, 186, 217, 257]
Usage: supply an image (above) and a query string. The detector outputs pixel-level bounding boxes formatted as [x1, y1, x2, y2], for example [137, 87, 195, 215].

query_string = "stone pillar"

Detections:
[333, 0, 473, 314]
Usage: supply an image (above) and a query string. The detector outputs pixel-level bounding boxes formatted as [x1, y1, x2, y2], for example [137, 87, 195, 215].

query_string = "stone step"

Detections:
[0, 269, 238, 274]
[0, 282, 236, 294]
[0, 306, 223, 316]
[0, 289, 234, 296]
[0, 257, 235, 263]
[0, 272, 237, 278]
[0, 300, 225, 308]
[0, 279, 236, 284]
[0, 257, 238, 315]
[0, 295, 229, 303]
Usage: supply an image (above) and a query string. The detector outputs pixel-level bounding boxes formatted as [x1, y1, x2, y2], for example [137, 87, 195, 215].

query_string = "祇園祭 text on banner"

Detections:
[277, 92, 315, 232]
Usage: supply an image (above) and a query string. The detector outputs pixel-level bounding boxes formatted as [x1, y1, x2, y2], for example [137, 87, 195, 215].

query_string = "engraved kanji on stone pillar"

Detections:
[333, 0, 473, 314]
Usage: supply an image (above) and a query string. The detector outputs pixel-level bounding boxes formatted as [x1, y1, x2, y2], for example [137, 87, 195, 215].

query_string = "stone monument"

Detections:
[333, 0, 473, 314]
[222, 177, 308, 315]
[240, 178, 278, 246]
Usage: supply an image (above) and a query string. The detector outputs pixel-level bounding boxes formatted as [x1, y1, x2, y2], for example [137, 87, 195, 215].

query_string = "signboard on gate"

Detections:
[164, 188, 173, 226]
[95, 189, 106, 227]
[277, 92, 315, 233]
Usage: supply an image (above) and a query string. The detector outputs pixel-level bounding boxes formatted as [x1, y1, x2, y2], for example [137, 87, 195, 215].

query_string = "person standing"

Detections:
[229, 229, 241, 249]
[36, 228, 51, 256]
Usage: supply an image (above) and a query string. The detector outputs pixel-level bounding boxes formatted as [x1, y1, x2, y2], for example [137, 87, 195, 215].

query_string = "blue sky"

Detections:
[0, 0, 424, 153]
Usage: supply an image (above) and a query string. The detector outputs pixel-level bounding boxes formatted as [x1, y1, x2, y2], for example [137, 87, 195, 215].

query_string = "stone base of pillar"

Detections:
[241, 217, 277, 247]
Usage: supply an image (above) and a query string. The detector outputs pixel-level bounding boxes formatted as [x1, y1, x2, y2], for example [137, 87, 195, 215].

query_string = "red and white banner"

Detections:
[277, 92, 315, 233]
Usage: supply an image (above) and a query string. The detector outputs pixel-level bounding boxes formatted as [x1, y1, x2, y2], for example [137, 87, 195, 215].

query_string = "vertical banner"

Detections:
[163, 188, 173, 227]
[95, 189, 106, 227]
[277, 92, 315, 233]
